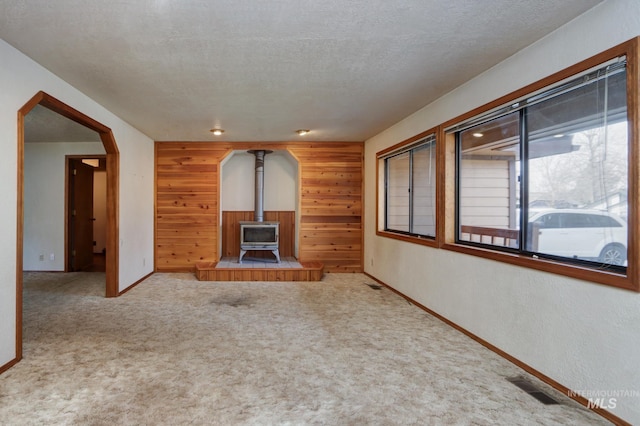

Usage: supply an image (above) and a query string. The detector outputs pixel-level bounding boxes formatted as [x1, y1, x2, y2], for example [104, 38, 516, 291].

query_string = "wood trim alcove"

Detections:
[155, 142, 363, 273]
[16, 91, 120, 361]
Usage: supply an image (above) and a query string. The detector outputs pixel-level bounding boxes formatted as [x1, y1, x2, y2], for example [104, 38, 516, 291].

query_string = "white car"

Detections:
[527, 209, 627, 266]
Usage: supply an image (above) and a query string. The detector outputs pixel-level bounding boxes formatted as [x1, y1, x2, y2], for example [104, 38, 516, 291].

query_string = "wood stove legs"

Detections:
[238, 248, 281, 264]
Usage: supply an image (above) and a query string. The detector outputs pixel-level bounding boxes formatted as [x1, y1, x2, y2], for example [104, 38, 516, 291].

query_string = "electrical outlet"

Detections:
[49, 253, 55, 261]
[39, 254, 44, 261]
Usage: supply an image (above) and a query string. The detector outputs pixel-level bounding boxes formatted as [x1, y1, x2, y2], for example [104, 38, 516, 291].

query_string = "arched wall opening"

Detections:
[220, 149, 299, 259]
[16, 91, 120, 360]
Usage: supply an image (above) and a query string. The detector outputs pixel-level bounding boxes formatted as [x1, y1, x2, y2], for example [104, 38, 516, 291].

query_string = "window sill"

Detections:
[377, 230, 438, 248]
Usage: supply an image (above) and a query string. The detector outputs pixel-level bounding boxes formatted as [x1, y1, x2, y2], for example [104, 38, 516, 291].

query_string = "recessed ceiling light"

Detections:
[210, 128, 224, 136]
[472, 132, 484, 138]
[296, 129, 310, 136]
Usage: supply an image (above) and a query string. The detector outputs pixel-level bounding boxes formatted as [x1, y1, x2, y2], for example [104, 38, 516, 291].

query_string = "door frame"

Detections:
[66, 155, 107, 272]
[17, 91, 120, 360]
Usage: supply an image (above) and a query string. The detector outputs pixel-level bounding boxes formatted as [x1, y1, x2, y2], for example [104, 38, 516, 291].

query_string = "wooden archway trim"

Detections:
[16, 91, 120, 360]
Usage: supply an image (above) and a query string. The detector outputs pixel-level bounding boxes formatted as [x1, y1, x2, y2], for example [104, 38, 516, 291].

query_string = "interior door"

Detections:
[69, 159, 94, 271]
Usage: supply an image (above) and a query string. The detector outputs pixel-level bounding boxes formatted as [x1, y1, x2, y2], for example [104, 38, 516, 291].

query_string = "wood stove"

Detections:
[239, 221, 280, 263]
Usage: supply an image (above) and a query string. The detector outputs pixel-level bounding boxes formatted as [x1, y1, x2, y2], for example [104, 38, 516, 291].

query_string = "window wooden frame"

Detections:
[441, 37, 639, 292]
[376, 127, 442, 248]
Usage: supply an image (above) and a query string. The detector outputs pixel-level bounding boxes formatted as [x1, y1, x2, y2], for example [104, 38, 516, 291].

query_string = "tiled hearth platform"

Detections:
[195, 257, 324, 282]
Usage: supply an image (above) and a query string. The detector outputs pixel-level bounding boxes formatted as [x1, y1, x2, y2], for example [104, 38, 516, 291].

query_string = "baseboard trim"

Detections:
[0, 357, 20, 375]
[118, 272, 153, 296]
[364, 272, 630, 426]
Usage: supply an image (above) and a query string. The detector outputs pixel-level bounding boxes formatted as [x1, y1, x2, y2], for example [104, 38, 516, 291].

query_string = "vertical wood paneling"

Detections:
[155, 143, 229, 271]
[289, 143, 363, 272]
[155, 142, 363, 272]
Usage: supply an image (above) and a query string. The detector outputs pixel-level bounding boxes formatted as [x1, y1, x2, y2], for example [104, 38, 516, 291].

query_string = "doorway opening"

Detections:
[67, 156, 108, 272]
[17, 91, 120, 362]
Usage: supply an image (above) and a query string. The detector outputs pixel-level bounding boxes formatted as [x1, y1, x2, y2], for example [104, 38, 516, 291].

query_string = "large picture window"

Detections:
[374, 38, 638, 290]
[455, 58, 628, 271]
[382, 134, 436, 239]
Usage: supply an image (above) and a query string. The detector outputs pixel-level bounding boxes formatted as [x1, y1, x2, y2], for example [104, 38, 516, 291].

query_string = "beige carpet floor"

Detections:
[0, 272, 609, 425]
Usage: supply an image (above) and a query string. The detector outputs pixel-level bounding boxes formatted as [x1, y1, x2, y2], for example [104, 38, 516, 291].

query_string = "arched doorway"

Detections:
[16, 91, 120, 361]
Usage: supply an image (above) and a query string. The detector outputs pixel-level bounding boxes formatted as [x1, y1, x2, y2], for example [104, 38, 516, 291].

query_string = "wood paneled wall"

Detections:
[155, 142, 363, 272]
[288, 144, 363, 272]
[155, 143, 230, 270]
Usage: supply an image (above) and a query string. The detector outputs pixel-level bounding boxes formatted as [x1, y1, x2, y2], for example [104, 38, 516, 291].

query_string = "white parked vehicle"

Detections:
[528, 209, 627, 265]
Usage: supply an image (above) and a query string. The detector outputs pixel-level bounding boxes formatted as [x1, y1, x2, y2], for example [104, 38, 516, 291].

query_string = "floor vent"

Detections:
[507, 377, 560, 405]
[365, 283, 383, 290]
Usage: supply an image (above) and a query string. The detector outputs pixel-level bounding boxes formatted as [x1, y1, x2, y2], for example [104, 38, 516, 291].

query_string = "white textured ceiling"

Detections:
[24, 105, 101, 143]
[1, 0, 603, 142]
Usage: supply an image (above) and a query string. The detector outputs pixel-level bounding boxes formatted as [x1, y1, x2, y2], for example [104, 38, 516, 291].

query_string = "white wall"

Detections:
[364, 0, 640, 423]
[221, 150, 298, 255]
[0, 39, 155, 367]
[221, 150, 297, 211]
[23, 142, 105, 270]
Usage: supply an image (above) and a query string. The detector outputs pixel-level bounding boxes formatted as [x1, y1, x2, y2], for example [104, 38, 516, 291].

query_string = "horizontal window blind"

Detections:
[446, 57, 626, 134]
